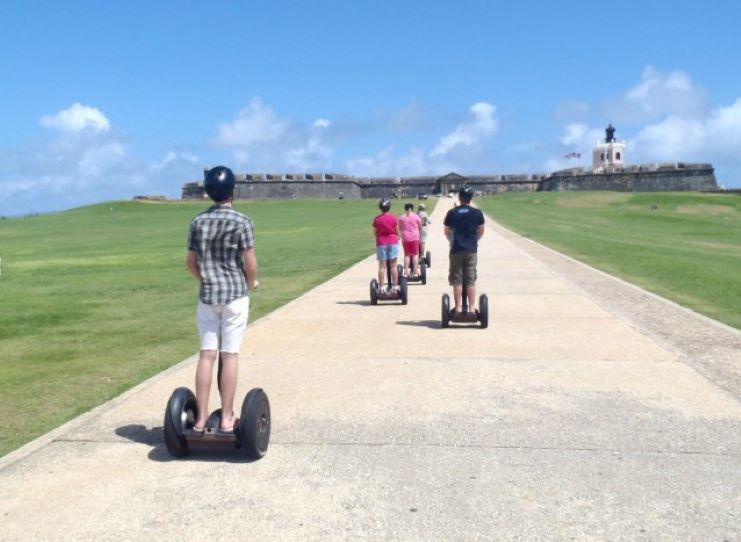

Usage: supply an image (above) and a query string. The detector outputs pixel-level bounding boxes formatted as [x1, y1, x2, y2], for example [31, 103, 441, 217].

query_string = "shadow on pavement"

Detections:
[335, 300, 373, 306]
[395, 320, 442, 329]
[115, 424, 258, 464]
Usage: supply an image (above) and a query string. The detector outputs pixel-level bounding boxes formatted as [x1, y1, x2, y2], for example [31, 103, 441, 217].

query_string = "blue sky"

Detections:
[1, 1, 740, 216]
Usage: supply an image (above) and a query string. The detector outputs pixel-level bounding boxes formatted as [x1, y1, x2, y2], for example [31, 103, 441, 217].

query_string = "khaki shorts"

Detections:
[196, 296, 250, 353]
[448, 252, 477, 286]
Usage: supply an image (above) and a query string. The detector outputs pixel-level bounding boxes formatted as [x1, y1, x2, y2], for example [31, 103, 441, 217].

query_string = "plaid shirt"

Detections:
[188, 204, 255, 305]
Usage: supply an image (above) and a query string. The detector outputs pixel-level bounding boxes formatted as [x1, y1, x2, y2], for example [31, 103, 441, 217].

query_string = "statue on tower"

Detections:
[605, 124, 616, 143]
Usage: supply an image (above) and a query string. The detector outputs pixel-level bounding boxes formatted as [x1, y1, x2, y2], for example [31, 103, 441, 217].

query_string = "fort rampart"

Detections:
[181, 163, 717, 200]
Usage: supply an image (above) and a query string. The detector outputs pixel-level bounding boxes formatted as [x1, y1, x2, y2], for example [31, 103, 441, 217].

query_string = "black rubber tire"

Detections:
[164, 387, 196, 458]
[370, 279, 378, 305]
[240, 388, 271, 460]
[441, 294, 450, 328]
[400, 278, 408, 305]
[479, 294, 489, 329]
[420, 264, 427, 285]
[426, 251, 431, 268]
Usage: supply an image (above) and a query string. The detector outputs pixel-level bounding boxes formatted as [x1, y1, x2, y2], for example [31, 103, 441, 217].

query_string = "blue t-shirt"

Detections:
[444, 204, 485, 253]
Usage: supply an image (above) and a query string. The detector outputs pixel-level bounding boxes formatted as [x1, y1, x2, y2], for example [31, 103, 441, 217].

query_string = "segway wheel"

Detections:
[164, 387, 196, 458]
[426, 251, 431, 268]
[479, 294, 489, 329]
[441, 294, 450, 328]
[240, 388, 271, 460]
[370, 279, 378, 305]
[400, 278, 408, 305]
[420, 264, 427, 285]
[397, 263, 404, 277]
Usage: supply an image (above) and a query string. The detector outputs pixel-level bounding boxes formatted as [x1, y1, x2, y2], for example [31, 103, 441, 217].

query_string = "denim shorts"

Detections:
[376, 243, 400, 261]
[196, 295, 250, 353]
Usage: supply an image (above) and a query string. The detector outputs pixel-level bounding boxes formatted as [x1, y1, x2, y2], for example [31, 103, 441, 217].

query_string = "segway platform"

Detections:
[370, 277, 408, 304]
[164, 386, 271, 459]
[397, 264, 426, 285]
[369, 259, 408, 305]
[441, 290, 489, 329]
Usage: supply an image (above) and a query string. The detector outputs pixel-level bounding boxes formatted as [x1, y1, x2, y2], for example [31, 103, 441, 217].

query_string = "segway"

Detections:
[441, 286, 488, 329]
[370, 259, 408, 305]
[163, 354, 271, 459]
[397, 263, 426, 285]
[422, 250, 431, 268]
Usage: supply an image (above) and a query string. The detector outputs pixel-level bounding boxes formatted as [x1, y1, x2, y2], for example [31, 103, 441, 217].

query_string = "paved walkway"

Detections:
[1, 198, 739, 540]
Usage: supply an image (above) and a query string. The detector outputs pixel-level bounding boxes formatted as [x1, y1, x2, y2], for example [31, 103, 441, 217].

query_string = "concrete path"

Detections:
[1, 198, 739, 541]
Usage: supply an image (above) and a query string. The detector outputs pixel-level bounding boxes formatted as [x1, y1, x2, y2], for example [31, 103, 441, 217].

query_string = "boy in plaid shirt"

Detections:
[186, 166, 259, 433]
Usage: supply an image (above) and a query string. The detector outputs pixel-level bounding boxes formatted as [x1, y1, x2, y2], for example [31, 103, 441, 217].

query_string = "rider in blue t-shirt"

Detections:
[443, 185, 485, 314]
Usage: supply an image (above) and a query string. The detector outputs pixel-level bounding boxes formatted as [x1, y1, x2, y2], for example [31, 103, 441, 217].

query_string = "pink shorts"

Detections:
[402, 240, 419, 256]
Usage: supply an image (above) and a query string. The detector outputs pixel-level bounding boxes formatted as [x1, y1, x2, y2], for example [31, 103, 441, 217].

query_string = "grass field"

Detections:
[478, 192, 741, 329]
[0, 198, 434, 457]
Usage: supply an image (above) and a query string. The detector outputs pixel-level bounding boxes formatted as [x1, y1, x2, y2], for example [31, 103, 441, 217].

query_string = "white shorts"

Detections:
[196, 296, 250, 353]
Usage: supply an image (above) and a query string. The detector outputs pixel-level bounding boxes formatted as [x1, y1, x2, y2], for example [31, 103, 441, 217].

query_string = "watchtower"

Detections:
[592, 124, 626, 171]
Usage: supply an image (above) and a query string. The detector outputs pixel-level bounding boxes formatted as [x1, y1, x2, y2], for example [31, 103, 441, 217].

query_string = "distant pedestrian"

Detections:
[444, 185, 485, 314]
[186, 166, 259, 433]
[372, 198, 400, 290]
[399, 202, 422, 277]
[417, 203, 431, 260]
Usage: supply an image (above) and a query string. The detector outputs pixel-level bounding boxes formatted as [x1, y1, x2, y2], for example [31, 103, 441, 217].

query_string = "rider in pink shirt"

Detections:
[372, 198, 400, 290]
[398, 203, 422, 277]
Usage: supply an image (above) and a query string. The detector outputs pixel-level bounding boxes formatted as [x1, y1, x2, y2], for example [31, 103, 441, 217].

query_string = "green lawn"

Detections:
[0, 198, 435, 457]
[478, 192, 741, 329]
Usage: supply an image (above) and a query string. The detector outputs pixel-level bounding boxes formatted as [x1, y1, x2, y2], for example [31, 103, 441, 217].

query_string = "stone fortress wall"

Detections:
[181, 162, 718, 200]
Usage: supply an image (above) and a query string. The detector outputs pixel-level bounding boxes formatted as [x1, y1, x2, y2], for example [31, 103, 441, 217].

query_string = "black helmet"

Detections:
[378, 198, 391, 212]
[204, 166, 236, 202]
[458, 184, 474, 201]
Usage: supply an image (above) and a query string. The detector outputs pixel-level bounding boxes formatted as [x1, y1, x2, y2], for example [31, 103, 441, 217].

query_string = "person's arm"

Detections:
[243, 247, 259, 289]
[444, 226, 453, 241]
[476, 211, 485, 240]
[186, 250, 200, 280]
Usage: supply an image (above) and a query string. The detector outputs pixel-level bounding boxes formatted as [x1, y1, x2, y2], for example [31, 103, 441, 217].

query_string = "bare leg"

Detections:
[390, 257, 399, 287]
[194, 349, 218, 429]
[404, 254, 411, 276]
[412, 254, 419, 275]
[453, 284, 463, 313]
[466, 284, 477, 312]
[378, 260, 386, 285]
[218, 352, 238, 431]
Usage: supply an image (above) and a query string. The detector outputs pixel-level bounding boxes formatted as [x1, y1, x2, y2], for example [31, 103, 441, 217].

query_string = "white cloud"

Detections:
[604, 66, 707, 123]
[286, 134, 333, 170]
[214, 97, 288, 147]
[0, 103, 204, 216]
[386, 101, 433, 133]
[150, 151, 199, 172]
[346, 146, 430, 177]
[77, 141, 126, 179]
[430, 102, 498, 157]
[560, 123, 589, 146]
[630, 98, 741, 162]
[40, 103, 110, 133]
[214, 98, 335, 172]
